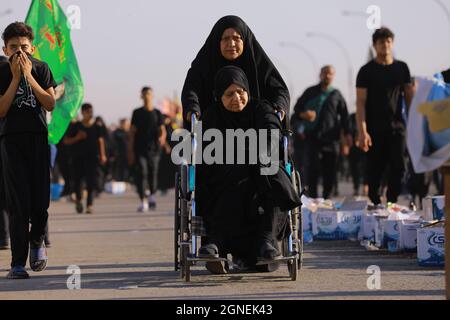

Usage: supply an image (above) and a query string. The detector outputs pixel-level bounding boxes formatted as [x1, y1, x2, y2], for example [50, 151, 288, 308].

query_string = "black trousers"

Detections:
[0, 210, 8, 245]
[367, 130, 406, 205]
[73, 156, 98, 206]
[135, 150, 160, 199]
[348, 146, 367, 194]
[302, 138, 339, 199]
[0, 133, 50, 267]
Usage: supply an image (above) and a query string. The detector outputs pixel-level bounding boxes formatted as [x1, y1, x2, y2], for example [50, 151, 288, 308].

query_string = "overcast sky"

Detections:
[1, 0, 449, 124]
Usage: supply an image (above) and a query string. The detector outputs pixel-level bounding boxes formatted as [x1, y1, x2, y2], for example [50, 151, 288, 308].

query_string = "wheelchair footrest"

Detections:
[187, 256, 231, 263]
[255, 255, 299, 266]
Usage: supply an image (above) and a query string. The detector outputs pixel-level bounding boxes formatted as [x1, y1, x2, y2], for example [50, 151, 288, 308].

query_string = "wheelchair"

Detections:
[174, 113, 304, 282]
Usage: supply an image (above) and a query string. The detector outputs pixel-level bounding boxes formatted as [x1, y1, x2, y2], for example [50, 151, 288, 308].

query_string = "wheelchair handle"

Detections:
[191, 113, 199, 134]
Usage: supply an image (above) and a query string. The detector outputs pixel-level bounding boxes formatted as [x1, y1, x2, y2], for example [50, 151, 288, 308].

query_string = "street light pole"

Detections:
[306, 31, 354, 106]
[278, 41, 319, 72]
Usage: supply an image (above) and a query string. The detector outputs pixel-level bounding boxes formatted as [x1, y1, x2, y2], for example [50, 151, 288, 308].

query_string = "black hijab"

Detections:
[182, 15, 290, 122]
[203, 65, 254, 132]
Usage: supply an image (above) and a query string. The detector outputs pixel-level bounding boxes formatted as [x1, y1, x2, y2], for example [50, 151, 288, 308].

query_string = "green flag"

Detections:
[25, 0, 84, 144]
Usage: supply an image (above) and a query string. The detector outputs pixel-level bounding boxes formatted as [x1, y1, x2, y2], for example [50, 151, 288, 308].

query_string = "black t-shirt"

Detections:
[0, 57, 57, 136]
[131, 107, 163, 155]
[356, 59, 411, 134]
[67, 121, 104, 159]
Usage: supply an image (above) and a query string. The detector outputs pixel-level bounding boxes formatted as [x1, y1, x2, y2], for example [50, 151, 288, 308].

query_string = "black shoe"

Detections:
[7, 266, 29, 279]
[29, 241, 48, 272]
[0, 243, 9, 250]
[256, 263, 280, 273]
[232, 257, 256, 272]
[258, 240, 281, 261]
[205, 260, 229, 274]
[75, 201, 83, 214]
[199, 243, 219, 258]
[148, 200, 156, 210]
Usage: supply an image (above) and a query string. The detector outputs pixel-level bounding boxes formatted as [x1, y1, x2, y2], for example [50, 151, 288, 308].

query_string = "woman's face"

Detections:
[220, 28, 244, 61]
[221, 83, 248, 112]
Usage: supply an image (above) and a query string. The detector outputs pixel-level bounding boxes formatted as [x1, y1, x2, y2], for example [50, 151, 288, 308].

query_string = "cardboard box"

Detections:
[417, 222, 445, 267]
[105, 181, 127, 195]
[312, 209, 339, 240]
[382, 220, 403, 252]
[312, 209, 363, 240]
[301, 207, 313, 244]
[337, 210, 363, 241]
[401, 220, 422, 251]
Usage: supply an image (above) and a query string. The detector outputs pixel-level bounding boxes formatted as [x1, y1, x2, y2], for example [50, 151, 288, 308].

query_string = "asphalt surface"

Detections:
[0, 183, 445, 300]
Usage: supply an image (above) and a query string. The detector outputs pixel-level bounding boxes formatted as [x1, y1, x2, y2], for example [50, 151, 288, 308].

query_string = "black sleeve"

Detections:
[181, 67, 203, 121]
[356, 65, 369, 88]
[265, 71, 290, 114]
[337, 91, 350, 135]
[131, 109, 138, 128]
[37, 62, 57, 90]
[293, 88, 312, 118]
[66, 122, 79, 138]
[402, 62, 412, 85]
[157, 110, 163, 127]
[442, 69, 450, 83]
[97, 124, 107, 139]
[0, 65, 11, 94]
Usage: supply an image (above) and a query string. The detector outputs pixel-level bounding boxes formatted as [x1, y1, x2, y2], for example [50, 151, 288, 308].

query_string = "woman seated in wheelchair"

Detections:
[195, 66, 301, 274]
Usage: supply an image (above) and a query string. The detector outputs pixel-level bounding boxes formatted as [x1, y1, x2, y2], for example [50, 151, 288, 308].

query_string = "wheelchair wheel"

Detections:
[282, 238, 298, 281]
[174, 172, 181, 272]
[180, 243, 191, 282]
[294, 170, 304, 270]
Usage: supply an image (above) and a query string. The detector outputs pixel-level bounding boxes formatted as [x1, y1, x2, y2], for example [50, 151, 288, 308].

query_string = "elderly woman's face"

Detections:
[220, 28, 244, 61]
[221, 83, 249, 112]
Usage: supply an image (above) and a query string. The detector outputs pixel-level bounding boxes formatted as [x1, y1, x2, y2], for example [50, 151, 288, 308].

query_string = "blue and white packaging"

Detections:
[401, 220, 422, 251]
[382, 220, 403, 252]
[432, 196, 445, 221]
[301, 206, 314, 244]
[105, 181, 127, 195]
[337, 210, 363, 241]
[360, 213, 386, 247]
[417, 222, 445, 267]
[312, 209, 339, 240]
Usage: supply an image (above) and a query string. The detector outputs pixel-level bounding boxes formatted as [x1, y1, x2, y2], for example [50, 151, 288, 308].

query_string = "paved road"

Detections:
[0, 183, 445, 300]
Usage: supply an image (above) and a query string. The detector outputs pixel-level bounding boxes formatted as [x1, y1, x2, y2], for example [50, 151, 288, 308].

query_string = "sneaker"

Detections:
[137, 202, 149, 213]
[7, 266, 29, 279]
[86, 206, 94, 214]
[367, 203, 385, 211]
[75, 201, 83, 214]
[148, 196, 156, 210]
[29, 241, 48, 272]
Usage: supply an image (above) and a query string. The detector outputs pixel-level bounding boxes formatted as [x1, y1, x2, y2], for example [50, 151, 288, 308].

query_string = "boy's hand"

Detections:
[9, 54, 22, 80]
[19, 53, 33, 78]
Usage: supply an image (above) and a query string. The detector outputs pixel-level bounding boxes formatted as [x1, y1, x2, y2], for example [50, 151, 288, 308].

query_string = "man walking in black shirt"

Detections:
[356, 27, 414, 206]
[64, 103, 107, 214]
[128, 87, 166, 212]
[292, 65, 350, 199]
